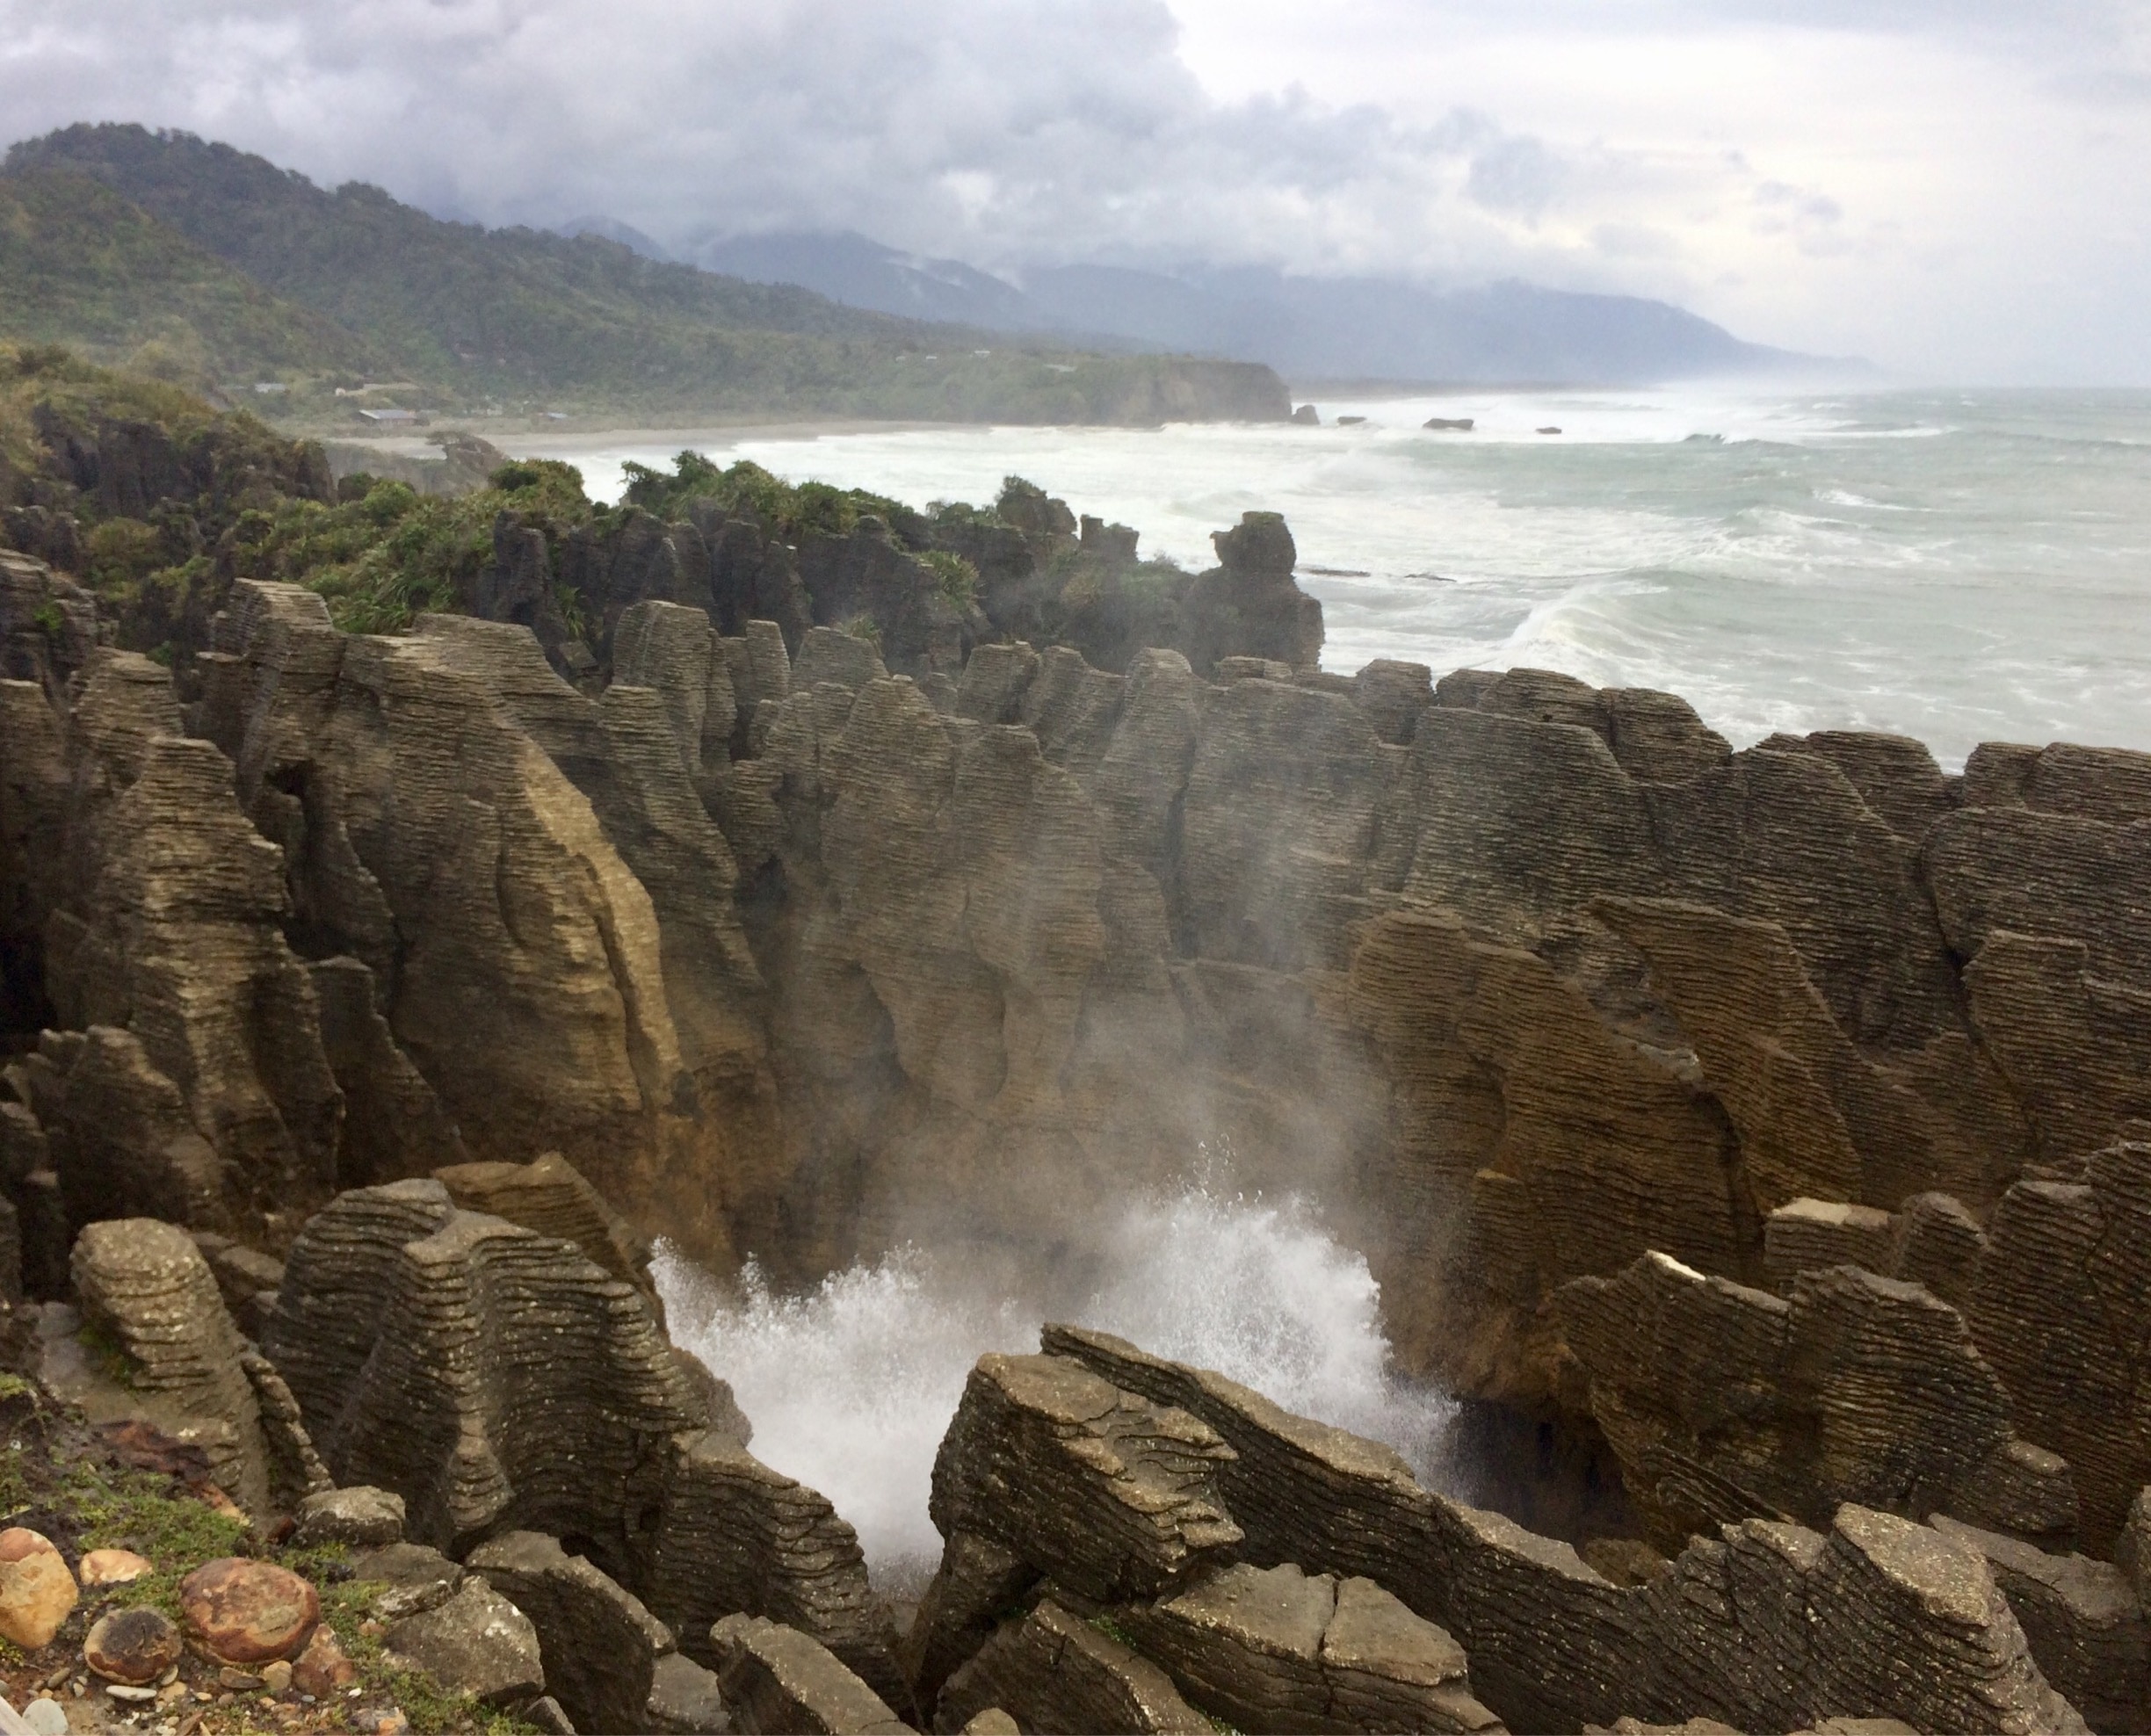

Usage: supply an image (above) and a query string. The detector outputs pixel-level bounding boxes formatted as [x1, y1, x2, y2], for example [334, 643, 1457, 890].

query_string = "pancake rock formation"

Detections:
[10, 471, 2151, 1730]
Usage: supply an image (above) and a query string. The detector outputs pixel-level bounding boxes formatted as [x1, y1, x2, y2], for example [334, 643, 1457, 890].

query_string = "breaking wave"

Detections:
[653, 1178, 1452, 1588]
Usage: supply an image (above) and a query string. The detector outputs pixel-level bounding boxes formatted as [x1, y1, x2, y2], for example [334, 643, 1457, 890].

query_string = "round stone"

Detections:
[21, 1697, 68, 1736]
[83, 1609, 183, 1686]
[0, 1529, 78, 1650]
[84, 1606, 184, 1685]
[178, 1558, 320, 1666]
[79, 1548, 154, 1588]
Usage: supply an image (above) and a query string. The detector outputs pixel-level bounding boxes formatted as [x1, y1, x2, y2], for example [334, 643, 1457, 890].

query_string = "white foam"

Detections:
[653, 1179, 1452, 1588]
[531, 385, 2151, 767]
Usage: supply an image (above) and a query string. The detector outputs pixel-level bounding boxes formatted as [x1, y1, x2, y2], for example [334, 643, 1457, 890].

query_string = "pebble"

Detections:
[0, 1528, 78, 1649]
[22, 1697, 68, 1736]
[178, 1559, 319, 1666]
[217, 1667, 264, 1692]
[260, 1660, 293, 1693]
[291, 1625, 355, 1697]
[84, 1606, 185, 1685]
[106, 1682, 158, 1702]
[79, 1548, 155, 1588]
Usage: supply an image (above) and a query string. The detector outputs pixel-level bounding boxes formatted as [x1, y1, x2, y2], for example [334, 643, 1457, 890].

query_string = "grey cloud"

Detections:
[0, 0, 2144, 379]
[0, 0, 1597, 287]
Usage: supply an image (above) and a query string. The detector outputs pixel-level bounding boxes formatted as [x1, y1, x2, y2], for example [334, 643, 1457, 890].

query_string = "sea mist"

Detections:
[655, 1173, 1454, 1591]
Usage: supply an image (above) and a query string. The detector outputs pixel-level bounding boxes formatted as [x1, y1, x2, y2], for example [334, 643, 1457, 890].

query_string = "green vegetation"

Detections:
[0, 170, 374, 387]
[279, 1549, 532, 1736]
[4, 356, 1148, 669]
[921, 547, 980, 607]
[0, 126, 1289, 425]
[619, 452, 914, 539]
[71, 1319, 138, 1391]
[1, 342, 232, 474]
[59, 1461, 251, 1622]
[226, 459, 593, 634]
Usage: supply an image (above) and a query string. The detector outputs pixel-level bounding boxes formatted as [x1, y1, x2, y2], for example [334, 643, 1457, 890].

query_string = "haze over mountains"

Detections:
[692, 229, 1850, 387]
[0, 125, 1285, 425]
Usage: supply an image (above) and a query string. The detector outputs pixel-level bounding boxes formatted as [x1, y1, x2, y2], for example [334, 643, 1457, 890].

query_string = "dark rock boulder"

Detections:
[712, 1613, 908, 1736]
[933, 1600, 1210, 1736]
[467, 1530, 677, 1736]
[1177, 512, 1322, 676]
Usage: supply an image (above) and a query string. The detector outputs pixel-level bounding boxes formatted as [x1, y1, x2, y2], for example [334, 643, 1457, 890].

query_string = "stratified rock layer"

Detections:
[263, 1176, 898, 1698]
[1030, 1327, 2085, 1735]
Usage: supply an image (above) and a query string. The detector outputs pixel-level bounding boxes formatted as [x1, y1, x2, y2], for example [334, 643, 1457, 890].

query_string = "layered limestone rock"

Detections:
[713, 1611, 909, 1736]
[1966, 1140, 2151, 1551]
[1117, 1562, 1505, 1735]
[930, 1352, 1242, 1603]
[263, 1178, 896, 1697]
[1034, 1327, 2084, 1734]
[61, 1218, 329, 1517]
[641, 1426, 902, 1705]
[262, 1179, 702, 1554]
[183, 582, 774, 1255]
[467, 1529, 694, 1736]
[1930, 1515, 2151, 1732]
[1558, 1249, 2075, 1551]
[934, 1601, 1211, 1736]
[15, 478, 2151, 1721]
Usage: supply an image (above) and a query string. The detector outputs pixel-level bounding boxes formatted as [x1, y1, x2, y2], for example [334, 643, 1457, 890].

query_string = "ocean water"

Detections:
[654, 1175, 1454, 1590]
[536, 385, 2151, 770]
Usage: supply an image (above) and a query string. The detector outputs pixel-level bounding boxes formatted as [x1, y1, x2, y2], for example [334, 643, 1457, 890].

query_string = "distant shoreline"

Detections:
[325, 416, 945, 466]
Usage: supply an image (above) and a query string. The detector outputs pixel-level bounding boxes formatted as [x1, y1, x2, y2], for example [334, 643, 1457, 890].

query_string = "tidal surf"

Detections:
[532, 384, 2151, 770]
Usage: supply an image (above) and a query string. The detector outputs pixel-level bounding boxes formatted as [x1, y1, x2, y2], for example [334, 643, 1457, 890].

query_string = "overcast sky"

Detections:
[1, 0, 2146, 381]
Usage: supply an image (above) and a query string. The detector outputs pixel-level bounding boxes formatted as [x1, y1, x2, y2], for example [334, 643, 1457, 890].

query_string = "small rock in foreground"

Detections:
[293, 1486, 406, 1551]
[0, 1529, 77, 1649]
[293, 1624, 357, 1696]
[383, 1580, 543, 1707]
[21, 1696, 69, 1736]
[78, 1548, 154, 1588]
[83, 1606, 183, 1685]
[180, 1557, 321, 1665]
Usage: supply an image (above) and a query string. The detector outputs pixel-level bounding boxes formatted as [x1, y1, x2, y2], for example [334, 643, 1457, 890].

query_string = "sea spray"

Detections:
[654, 1177, 1454, 1588]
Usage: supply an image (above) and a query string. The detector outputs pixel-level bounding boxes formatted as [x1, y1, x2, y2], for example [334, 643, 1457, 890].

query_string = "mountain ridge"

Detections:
[694, 227, 1865, 386]
[0, 125, 1290, 425]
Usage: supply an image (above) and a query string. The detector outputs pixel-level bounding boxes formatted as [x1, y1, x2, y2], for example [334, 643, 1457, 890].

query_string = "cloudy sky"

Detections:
[1, 0, 2145, 381]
